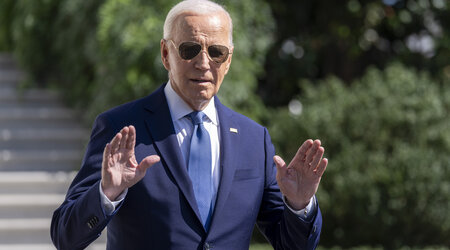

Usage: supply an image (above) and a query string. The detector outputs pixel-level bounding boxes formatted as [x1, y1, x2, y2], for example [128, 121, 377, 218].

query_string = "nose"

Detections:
[194, 50, 211, 70]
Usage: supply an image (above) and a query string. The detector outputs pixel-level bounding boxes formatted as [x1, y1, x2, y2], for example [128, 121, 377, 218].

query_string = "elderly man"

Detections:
[51, 0, 328, 249]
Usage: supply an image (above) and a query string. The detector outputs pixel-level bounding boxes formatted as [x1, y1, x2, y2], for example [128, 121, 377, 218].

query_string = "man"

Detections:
[51, 0, 328, 249]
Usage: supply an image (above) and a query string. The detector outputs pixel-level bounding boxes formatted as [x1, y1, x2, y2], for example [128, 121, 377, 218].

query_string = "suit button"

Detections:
[87, 216, 99, 229]
[204, 242, 212, 250]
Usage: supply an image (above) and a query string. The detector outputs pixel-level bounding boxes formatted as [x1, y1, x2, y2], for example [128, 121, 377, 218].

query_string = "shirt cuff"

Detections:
[282, 195, 316, 220]
[99, 184, 128, 215]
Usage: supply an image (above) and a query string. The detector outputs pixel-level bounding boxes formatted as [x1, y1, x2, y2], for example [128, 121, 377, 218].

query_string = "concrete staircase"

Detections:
[0, 54, 105, 249]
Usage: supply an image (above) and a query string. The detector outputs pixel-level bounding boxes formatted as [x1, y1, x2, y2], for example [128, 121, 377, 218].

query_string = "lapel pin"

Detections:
[230, 128, 238, 133]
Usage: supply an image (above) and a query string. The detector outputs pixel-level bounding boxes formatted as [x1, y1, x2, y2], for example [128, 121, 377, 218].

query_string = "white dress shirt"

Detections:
[100, 82, 315, 220]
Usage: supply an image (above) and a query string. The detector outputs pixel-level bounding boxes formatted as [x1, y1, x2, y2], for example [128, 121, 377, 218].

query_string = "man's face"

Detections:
[161, 12, 233, 110]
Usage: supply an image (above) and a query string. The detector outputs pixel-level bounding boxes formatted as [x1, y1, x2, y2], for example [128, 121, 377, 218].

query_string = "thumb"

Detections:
[274, 155, 287, 172]
[138, 155, 160, 171]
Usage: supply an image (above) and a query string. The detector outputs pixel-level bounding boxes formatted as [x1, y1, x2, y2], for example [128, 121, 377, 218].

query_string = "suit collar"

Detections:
[208, 98, 240, 231]
[143, 84, 203, 226]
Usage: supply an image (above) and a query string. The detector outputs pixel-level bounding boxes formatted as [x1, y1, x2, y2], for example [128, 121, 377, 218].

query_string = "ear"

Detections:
[223, 46, 233, 75]
[161, 39, 171, 70]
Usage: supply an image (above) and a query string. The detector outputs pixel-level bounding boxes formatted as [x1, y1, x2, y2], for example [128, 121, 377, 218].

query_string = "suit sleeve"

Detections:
[256, 128, 322, 250]
[50, 113, 122, 250]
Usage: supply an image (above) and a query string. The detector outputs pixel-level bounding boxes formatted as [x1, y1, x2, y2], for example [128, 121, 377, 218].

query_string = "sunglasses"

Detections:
[167, 40, 232, 64]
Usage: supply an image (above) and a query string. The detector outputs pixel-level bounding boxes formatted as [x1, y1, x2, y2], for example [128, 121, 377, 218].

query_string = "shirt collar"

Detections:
[164, 81, 218, 125]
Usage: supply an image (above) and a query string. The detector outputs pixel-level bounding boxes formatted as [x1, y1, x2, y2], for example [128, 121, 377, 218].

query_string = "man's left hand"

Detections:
[274, 139, 328, 210]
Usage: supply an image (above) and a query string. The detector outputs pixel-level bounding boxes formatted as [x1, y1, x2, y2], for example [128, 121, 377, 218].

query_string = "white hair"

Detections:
[163, 0, 233, 45]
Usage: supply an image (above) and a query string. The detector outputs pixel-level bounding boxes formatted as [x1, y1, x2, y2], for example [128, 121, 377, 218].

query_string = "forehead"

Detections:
[173, 12, 230, 44]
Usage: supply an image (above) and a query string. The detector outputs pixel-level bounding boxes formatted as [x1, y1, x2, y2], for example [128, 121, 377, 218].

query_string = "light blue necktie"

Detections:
[188, 111, 212, 230]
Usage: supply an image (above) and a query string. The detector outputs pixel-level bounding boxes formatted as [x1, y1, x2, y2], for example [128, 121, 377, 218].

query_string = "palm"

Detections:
[101, 126, 160, 201]
[274, 139, 328, 210]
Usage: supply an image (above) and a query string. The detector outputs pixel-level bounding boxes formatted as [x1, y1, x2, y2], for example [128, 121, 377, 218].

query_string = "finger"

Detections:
[292, 139, 313, 163]
[119, 126, 129, 149]
[126, 125, 136, 149]
[305, 139, 321, 164]
[309, 146, 324, 170]
[316, 158, 328, 177]
[274, 155, 288, 177]
[103, 143, 111, 167]
[138, 155, 161, 172]
[110, 132, 122, 154]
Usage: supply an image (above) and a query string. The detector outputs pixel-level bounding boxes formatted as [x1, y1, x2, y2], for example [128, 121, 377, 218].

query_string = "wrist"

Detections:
[285, 197, 310, 210]
[101, 182, 124, 202]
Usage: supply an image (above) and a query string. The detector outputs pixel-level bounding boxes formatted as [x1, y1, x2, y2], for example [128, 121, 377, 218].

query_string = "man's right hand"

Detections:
[101, 125, 160, 201]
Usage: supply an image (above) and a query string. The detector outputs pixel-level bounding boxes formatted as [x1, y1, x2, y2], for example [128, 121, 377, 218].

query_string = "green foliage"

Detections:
[3, 0, 274, 123]
[249, 243, 272, 250]
[269, 63, 450, 248]
[50, 0, 105, 108]
[260, 0, 450, 107]
[5, 0, 60, 84]
[0, 0, 15, 51]
[90, 0, 274, 122]
[3, 0, 450, 248]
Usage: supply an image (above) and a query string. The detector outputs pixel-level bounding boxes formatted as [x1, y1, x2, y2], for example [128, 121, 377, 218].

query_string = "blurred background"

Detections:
[0, 0, 449, 249]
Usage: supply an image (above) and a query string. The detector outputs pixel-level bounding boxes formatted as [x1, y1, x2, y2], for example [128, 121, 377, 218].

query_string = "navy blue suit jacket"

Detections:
[51, 84, 322, 250]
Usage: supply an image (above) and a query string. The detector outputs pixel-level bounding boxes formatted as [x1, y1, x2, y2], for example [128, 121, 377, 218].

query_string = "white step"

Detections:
[0, 69, 24, 83]
[0, 243, 106, 250]
[0, 107, 76, 121]
[0, 194, 65, 218]
[0, 128, 88, 150]
[0, 128, 88, 141]
[0, 218, 106, 245]
[0, 53, 16, 67]
[0, 150, 83, 171]
[0, 218, 53, 244]
[0, 171, 75, 194]
[0, 89, 61, 103]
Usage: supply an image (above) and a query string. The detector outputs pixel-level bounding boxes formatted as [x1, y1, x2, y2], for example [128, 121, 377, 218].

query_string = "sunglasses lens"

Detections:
[176, 41, 229, 63]
[179, 42, 202, 60]
[208, 45, 229, 63]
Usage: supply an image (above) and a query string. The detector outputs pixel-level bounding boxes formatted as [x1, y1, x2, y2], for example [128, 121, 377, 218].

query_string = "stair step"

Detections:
[0, 194, 65, 218]
[0, 171, 75, 194]
[0, 150, 83, 171]
[0, 89, 61, 103]
[0, 107, 76, 120]
[0, 53, 16, 67]
[0, 128, 89, 150]
[0, 54, 98, 247]
[0, 81, 16, 90]
[0, 128, 88, 141]
[0, 106, 85, 130]
[0, 218, 106, 245]
[1, 120, 85, 130]
[0, 219, 106, 245]
[0, 243, 106, 250]
[0, 70, 24, 83]
[0, 218, 52, 244]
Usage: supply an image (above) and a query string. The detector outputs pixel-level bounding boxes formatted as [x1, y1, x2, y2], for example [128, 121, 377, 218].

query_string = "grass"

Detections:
[249, 243, 273, 250]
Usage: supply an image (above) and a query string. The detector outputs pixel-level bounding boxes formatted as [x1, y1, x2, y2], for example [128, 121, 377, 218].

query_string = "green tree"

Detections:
[2, 0, 274, 123]
[260, 0, 450, 107]
[90, 0, 274, 122]
[269, 63, 450, 248]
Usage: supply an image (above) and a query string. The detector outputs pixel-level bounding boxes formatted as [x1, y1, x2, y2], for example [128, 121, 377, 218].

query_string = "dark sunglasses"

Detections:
[167, 40, 232, 64]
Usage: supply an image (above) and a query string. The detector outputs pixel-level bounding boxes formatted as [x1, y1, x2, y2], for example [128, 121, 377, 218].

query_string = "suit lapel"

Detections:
[142, 85, 202, 223]
[209, 99, 240, 228]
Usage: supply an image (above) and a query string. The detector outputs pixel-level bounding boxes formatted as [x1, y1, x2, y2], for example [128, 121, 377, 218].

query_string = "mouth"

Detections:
[190, 78, 212, 84]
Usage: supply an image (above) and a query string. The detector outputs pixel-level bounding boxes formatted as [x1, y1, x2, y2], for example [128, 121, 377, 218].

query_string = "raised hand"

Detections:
[274, 139, 328, 210]
[101, 125, 160, 201]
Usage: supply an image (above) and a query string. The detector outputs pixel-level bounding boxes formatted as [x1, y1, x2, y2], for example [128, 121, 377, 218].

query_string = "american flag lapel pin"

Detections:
[230, 128, 238, 133]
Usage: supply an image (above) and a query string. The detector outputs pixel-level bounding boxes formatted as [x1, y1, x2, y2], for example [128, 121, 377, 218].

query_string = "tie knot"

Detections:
[188, 111, 206, 125]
